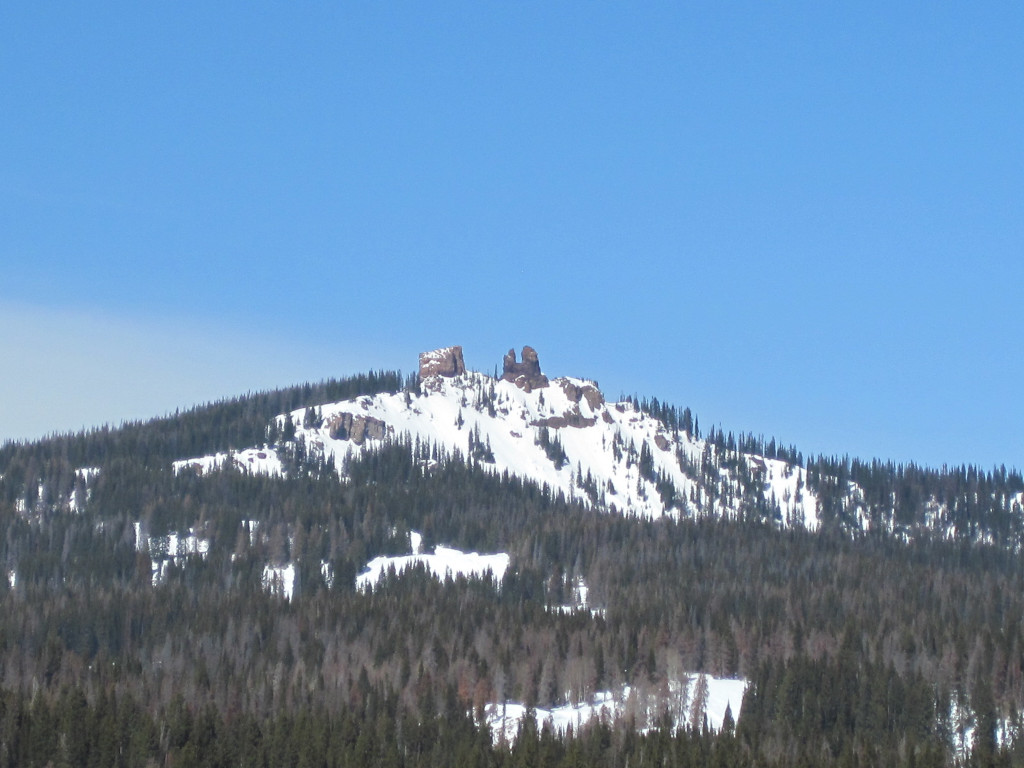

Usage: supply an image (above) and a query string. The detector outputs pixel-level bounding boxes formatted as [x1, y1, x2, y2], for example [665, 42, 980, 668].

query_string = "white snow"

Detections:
[262, 563, 296, 600]
[244, 519, 261, 545]
[270, 371, 823, 525]
[550, 577, 605, 617]
[947, 695, 1015, 760]
[357, 544, 510, 590]
[155, 531, 210, 559]
[170, 364, 996, 536]
[485, 673, 747, 743]
[67, 467, 100, 513]
[133, 523, 211, 585]
[486, 693, 618, 743]
[173, 447, 283, 477]
[760, 457, 820, 530]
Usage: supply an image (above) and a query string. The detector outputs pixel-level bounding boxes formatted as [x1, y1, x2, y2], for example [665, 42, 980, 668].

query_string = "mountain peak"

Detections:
[502, 345, 549, 391]
[418, 346, 466, 379]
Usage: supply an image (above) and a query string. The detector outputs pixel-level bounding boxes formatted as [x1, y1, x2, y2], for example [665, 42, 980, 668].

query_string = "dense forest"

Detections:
[2, 369, 1024, 765]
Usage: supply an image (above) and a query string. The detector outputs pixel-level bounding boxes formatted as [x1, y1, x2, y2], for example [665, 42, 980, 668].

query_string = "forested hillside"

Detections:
[2, 353, 1024, 767]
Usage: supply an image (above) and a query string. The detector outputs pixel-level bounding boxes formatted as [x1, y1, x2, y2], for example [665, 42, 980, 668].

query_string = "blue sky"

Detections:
[2, 3, 1023, 469]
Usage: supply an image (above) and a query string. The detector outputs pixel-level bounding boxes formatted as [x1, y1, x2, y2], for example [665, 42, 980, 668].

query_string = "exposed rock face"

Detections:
[419, 346, 466, 379]
[559, 380, 605, 410]
[327, 413, 391, 445]
[502, 346, 549, 391]
[531, 415, 598, 429]
[528, 378, 606, 429]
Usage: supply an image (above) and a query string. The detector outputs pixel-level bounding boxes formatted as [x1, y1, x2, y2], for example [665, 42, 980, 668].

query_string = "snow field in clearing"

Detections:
[172, 447, 283, 477]
[262, 563, 296, 600]
[134, 522, 211, 585]
[485, 673, 748, 743]
[356, 544, 510, 590]
[760, 457, 819, 530]
[549, 577, 605, 617]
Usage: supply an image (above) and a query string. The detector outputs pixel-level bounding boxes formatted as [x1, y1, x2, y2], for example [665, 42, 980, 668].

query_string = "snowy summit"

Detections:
[175, 345, 822, 528]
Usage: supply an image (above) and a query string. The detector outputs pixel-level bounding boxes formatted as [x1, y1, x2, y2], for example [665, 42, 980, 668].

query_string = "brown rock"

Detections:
[327, 413, 391, 445]
[559, 379, 605, 410]
[502, 346, 549, 391]
[419, 346, 466, 379]
[559, 380, 582, 403]
[531, 414, 597, 429]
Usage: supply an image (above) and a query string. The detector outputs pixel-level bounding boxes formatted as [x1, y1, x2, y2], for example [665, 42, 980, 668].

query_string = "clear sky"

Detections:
[2, 3, 1023, 470]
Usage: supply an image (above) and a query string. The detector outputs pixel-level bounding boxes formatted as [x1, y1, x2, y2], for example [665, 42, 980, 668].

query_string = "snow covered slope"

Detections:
[177, 357, 822, 528]
[357, 543, 510, 590]
[168, 345, 1023, 541]
[299, 368, 819, 525]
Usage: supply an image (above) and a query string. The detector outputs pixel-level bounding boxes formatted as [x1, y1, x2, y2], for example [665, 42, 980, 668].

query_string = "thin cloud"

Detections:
[0, 302, 386, 443]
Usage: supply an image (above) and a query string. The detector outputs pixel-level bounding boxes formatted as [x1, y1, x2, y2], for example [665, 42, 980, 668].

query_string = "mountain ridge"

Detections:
[164, 345, 1024, 548]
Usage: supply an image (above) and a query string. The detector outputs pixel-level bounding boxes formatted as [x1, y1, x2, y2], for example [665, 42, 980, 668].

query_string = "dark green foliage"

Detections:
[0, 369, 404, 497]
[738, 650, 941, 764]
[536, 427, 568, 470]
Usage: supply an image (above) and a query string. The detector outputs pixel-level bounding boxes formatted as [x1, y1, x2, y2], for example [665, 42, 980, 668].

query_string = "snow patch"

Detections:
[550, 577, 605, 617]
[263, 563, 296, 600]
[134, 524, 211, 585]
[760, 457, 820, 530]
[357, 542, 509, 590]
[244, 519, 261, 545]
[173, 447, 283, 477]
[485, 673, 747, 743]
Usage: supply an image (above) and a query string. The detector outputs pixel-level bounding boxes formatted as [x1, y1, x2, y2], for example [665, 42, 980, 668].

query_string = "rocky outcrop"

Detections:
[502, 346, 549, 391]
[327, 413, 391, 445]
[528, 378, 606, 429]
[419, 346, 466, 379]
[531, 414, 598, 429]
[559, 380, 605, 410]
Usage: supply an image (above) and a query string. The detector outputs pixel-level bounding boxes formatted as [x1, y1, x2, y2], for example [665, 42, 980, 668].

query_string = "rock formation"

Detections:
[501, 346, 549, 391]
[559, 379, 605, 411]
[531, 414, 598, 429]
[529, 379, 607, 429]
[327, 413, 390, 445]
[419, 346, 466, 379]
